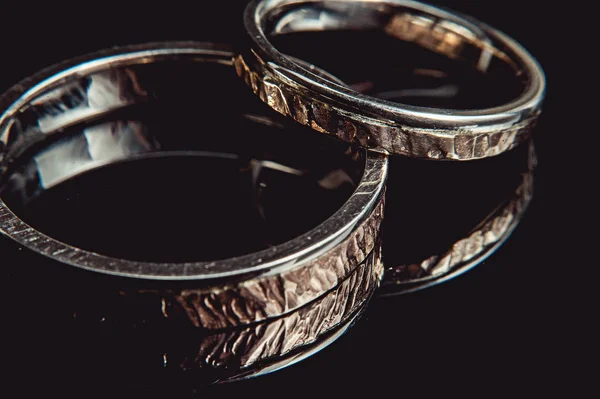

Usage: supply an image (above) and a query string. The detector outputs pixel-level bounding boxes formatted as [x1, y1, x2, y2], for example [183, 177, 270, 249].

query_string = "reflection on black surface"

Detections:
[380, 140, 535, 294]
[3, 235, 381, 388]
[1, 138, 535, 391]
[1, 137, 536, 391]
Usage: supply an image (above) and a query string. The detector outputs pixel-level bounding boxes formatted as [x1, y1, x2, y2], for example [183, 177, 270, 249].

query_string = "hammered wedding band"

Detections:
[0, 42, 387, 330]
[237, 0, 546, 160]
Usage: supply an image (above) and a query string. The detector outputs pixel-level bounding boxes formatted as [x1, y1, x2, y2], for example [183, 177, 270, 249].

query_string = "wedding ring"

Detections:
[0, 41, 387, 329]
[237, 0, 545, 160]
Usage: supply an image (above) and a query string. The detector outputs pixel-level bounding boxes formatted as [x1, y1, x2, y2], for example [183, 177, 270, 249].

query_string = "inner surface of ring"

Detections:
[0, 56, 365, 262]
[261, 1, 526, 109]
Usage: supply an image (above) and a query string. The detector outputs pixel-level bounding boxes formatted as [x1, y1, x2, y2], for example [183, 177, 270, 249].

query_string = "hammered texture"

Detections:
[181, 243, 382, 370]
[235, 52, 540, 160]
[169, 198, 384, 329]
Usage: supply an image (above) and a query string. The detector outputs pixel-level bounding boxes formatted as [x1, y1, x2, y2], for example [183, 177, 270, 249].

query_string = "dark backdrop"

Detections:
[0, 1, 582, 397]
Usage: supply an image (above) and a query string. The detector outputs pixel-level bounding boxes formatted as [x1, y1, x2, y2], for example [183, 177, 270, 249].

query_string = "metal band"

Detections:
[168, 241, 382, 380]
[239, 0, 546, 160]
[0, 41, 388, 329]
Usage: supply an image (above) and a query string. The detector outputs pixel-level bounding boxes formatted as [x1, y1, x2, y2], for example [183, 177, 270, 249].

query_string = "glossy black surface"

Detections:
[0, 0, 577, 396]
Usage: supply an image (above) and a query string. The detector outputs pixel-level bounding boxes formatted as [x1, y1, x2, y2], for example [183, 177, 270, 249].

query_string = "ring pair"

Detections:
[0, 0, 544, 373]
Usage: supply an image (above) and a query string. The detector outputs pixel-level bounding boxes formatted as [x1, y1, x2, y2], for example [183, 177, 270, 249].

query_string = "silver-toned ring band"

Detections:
[239, 0, 546, 160]
[0, 41, 388, 329]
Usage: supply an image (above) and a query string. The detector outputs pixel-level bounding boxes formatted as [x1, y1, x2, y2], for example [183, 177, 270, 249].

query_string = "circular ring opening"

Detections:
[0, 42, 387, 280]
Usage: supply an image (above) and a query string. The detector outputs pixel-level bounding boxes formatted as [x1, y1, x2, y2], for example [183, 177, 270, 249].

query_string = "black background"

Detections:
[0, 1, 583, 397]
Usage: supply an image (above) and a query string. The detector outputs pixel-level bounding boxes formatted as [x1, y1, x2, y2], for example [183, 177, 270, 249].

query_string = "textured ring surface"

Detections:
[238, 0, 546, 160]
